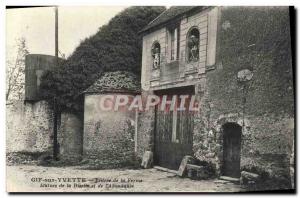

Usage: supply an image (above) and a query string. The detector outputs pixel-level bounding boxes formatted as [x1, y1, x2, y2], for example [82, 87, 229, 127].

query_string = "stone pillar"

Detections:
[59, 112, 83, 161]
[137, 91, 156, 159]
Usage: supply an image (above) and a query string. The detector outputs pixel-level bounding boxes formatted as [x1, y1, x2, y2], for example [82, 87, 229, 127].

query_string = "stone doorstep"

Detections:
[186, 164, 203, 170]
[214, 179, 230, 184]
[153, 166, 178, 174]
[219, 176, 240, 184]
[186, 164, 209, 180]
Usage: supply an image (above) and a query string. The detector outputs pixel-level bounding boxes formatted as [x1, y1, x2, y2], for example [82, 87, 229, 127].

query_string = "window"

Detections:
[168, 27, 180, 61]
[170, 29, 176, 60]
[151, 42, 161, 69]
[187, 27, 200, 62]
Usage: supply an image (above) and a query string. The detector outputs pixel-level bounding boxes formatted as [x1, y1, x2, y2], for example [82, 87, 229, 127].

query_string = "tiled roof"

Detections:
[84, 71, 141, 94]
[140, 6, 207, 33]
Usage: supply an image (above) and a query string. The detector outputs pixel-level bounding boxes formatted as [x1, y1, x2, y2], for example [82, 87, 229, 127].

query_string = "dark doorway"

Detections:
[222, 122, 242, 178]
[154, 86, 194, 170]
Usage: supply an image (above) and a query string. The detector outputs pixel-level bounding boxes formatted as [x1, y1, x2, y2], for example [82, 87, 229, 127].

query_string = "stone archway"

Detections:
[221, 122, 242, 178]
[211, 113, 250, 177]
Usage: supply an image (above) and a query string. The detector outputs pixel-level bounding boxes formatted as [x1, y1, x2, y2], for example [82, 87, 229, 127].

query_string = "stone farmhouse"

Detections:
[137, 6, 294, 187]
[7, 6, 294, 190]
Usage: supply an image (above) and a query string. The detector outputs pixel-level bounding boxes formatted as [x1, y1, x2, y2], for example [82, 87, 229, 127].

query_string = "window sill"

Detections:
[206, 65, 216, 71]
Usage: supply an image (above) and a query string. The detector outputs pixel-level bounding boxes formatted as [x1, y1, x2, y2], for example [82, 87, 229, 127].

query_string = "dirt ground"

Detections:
[7, 165, 243, 193]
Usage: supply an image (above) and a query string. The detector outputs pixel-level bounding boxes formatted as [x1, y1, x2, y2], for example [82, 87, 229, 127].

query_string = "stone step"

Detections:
[178, 156, 195, 177]
[186, 164, 203, 170]
[214, 179, 230, 184]
[186, 164, 209, 180]
[219, 176, 240, 184]
[153, 166, 178, 174]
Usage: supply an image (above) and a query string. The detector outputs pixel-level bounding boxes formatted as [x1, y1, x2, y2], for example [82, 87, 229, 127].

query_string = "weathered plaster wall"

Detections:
[141, 7, 218, 91]
[83, 94, 137, 167]
[193, 7, 294, 187]
[179, 8, 209, 73]
[141, 28, 167, 90]
[6, 100, 53, 153]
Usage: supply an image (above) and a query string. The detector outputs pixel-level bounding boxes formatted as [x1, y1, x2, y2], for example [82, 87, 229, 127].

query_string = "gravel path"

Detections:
[7, 165, 243, 192]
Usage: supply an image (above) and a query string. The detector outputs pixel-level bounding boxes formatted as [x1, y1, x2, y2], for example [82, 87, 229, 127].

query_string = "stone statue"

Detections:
[188, 35, 199, 62]
[152, 47, 160, 69]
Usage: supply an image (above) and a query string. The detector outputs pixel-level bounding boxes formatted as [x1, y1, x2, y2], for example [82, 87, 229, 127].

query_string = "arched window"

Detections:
[151, 42, 161, 69]
[187, 28, 200, 62]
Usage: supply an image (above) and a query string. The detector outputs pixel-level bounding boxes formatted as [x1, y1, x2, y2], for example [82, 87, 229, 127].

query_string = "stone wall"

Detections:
[193, 7, 294, 188]
[58, 112, 83, 160]
[83, 94, 137, 167]
[6, 100, 53, 153]
[136, 91, 155, 159]
[139, 7, 294, 188]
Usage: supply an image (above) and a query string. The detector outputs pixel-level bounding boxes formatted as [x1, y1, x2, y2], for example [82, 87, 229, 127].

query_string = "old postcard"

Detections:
[6, 6, 295, 193]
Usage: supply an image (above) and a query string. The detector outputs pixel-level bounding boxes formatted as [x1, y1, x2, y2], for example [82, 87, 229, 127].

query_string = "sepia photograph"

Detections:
[5, 5, 295, 193]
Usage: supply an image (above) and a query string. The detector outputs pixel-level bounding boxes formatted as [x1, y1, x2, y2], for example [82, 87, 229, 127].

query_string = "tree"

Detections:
[40, 6, 166, 112]
[6, 37, 29, 103]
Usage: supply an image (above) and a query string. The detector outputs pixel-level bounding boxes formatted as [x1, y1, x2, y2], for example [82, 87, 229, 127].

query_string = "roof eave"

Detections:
[139, 6, 211, 35]
[83, 89, 141, 95]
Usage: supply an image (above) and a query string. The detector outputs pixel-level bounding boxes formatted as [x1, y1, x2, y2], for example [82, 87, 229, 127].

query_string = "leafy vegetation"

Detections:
[6, 37, 29, 102]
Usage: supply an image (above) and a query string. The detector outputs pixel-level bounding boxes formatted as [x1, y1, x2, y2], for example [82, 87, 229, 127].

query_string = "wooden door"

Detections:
[222, 123, 242, 178]
[154, 86, 194, 170]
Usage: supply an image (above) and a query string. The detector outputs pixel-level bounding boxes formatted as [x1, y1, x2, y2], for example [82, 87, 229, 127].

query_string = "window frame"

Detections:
[186, 26, 200, 63]
[167, 23, 180, 63]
